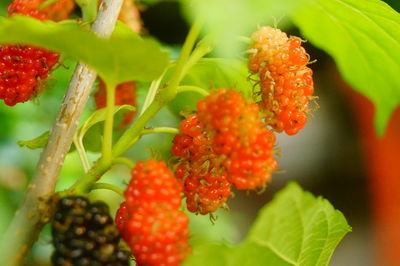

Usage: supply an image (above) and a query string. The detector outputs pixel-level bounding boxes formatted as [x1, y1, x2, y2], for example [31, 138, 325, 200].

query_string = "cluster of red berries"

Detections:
[0, 45, 60, 106]
[0, 0, 75, 106]
[94, 80, 137, 128]
[116, 160, 191, 266]
[172, 88, 277, 214]
[248, 26, 315, 135]
[173, 115, 231, 215]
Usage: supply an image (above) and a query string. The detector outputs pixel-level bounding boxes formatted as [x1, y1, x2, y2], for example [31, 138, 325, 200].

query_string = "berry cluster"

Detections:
[116, 160, 191, 266]
[172, 88, 277, 214]
[0, 0, 75, 106]
[51, 196, 130, 266]
[198, 88, 278, 190]
[248, 26, 315, 135]
[0, 45, 59, 106]
[94, 81, 137, 128]
[173, 115, 231, 215]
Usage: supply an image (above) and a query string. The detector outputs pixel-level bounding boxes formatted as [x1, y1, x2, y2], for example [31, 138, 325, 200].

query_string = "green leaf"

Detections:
[289, 0, 400, 135]
[0, 16, 169, 85]
[182, 241, 232, 266]
[17, 131, 49, 150]
[182, 183, 350, 266]
[235, 182, 351, 266]
[76, 105, 136, 153]
[0, 1, 10, 16]
[168, 58, 252, 116]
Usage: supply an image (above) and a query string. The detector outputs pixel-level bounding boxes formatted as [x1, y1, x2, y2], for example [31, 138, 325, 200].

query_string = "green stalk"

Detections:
[68, 159, 111, 194]
[142, 127, 180, 135]
[73, 135, 91, 172]
[102, 82, 116, 164]
[91, 183, 124, 197]
[113, 157, 136, 168]
[112, 18, 203, 158]
[177, 85, 209, 97]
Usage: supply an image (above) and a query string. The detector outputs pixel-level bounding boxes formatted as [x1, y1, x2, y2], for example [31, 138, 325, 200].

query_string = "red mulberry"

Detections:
[116, 160, 191, 266]
[1, 0, 75, 106]
[197, 88, 278, 190]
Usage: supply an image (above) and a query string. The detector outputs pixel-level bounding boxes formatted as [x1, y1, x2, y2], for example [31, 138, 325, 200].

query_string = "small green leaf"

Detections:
[236, 182, 351, 266]
[76, 105, 135, 153]
[75, 0, 98, 22]
[80, 123, 103, 153]
[17, 131, 50, 150]
[0, 16, 169, 85]
[168, 58, 252, 116]
[289, 0, 400, 135]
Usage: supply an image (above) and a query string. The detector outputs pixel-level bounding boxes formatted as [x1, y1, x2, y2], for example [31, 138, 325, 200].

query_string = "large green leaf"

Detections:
[0, 16, 169, 85]
[290, 0, 400, 135]
[235, 182, 351, 266]
[183, 183, 350, 266]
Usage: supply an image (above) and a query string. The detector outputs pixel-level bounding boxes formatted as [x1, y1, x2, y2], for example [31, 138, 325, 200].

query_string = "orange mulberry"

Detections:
[248, 26, 315, 135]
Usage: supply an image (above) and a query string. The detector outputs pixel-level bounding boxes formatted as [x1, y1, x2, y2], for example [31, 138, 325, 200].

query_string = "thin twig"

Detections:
[91, 182, 124, 197]
[0, 1, 123, 265]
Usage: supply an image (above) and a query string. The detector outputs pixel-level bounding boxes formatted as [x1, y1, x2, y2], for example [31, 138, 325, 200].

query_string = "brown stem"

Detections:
[0, 1, 123, 265]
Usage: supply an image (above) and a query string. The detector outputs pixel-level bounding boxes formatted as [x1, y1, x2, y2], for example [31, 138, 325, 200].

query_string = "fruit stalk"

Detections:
[0, 1, 124, 265]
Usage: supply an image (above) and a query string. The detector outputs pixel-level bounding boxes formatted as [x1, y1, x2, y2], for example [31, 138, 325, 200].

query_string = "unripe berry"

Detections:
[248, 26, 315, 135]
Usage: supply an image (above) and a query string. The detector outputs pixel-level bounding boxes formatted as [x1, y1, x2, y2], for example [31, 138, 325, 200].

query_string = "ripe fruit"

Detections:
[116, 160, 191, 266]
[197, 88, 278, 190]
[51, 196, 130, 266]
[1, 0, 75, 106]
[7, 0, 47, 20]
[124, 160, 183, 209]
[0, 45, 59, 106]
[118, 204, 190, 266]
[248, 26, 315, 135]
[94, 80, 137, 129]
[40, 0, 75, 21]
